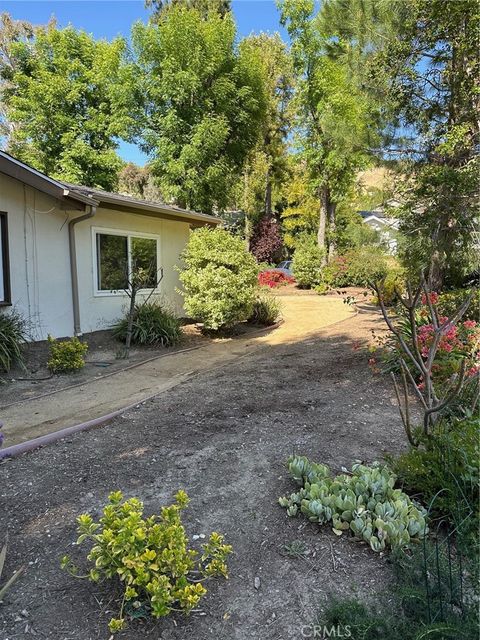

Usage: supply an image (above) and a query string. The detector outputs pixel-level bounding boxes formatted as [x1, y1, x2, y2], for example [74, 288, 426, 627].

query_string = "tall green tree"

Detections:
[132, 7, 267, 213]
[279, 0, 377, 261]
[234, 33, 292, 245]
[145, 0, 230, 20]
[118, 162, 164, 201]
[0, 17, 134, 189]
[322, 0, 479, 287]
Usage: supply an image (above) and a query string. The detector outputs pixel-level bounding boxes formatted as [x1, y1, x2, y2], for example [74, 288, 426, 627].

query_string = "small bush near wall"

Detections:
[61, 490, 232, 634]
[112, 302, 182, 347]
[291, 234, 325, 288]
[0, 310, 27, 372]
[178, 227, 258, 331]
[249, 292, 281, 326]
[47, 336, 88, 373]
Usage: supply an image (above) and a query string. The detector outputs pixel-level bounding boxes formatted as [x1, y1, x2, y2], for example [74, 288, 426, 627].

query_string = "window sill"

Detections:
[93, 289, 160, 298]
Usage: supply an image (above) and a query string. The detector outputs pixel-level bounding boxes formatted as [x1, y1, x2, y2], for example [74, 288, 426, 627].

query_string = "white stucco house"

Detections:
[0, 151, 220, 341]
[358, 199, 401, 254]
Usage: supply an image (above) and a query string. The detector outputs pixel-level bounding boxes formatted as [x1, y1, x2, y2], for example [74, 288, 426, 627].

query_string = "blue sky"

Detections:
[2, 1, 289, 165]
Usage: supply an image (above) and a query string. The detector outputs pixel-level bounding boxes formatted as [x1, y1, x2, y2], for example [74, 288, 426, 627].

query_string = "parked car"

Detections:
[271, 260, 293, 277]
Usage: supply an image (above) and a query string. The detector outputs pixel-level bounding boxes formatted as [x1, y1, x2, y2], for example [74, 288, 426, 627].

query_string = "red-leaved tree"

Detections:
[250, 216, 283, 263]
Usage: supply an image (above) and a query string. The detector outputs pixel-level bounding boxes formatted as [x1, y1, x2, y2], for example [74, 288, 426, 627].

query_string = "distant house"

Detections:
[358, 198, 401, 254]
[0, 151, 220, 340]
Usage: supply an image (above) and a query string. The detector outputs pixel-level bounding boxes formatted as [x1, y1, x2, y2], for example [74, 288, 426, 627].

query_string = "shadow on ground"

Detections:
[0, 311, 406, 640]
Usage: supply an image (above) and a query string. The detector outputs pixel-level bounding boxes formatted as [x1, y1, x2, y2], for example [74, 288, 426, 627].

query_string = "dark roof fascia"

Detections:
[86, 191, 221, 225]
[0, 151, 96, 209]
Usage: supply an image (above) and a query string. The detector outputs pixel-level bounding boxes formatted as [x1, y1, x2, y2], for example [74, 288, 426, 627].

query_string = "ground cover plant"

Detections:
[47, 335, 88, 373]
[179, 228, 258, 331]
[258, 270, 294, 288]
[61, 490, 232, 634]
[0, 310, 27, 373]
[279, 456, 427, 552]
[112, 302, 182, 348]
[390, 416, 479, 543]
[319, 541, 479, 640]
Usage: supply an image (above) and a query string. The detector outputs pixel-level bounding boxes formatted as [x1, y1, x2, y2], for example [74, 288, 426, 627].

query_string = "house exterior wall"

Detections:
[0, 173, 74, 340]
[0, 173, 191, 340]
[74, 207, 190, 334]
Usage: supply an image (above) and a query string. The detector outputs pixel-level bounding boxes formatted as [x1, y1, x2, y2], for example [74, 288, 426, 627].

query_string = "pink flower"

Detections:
[421, 292, 439, 306]
[463, 320, 477, 329]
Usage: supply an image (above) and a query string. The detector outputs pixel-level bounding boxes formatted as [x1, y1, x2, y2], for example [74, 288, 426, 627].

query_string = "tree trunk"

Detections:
[264, 169, 272, 218]
[317, 186, 328, 266]
[327, 200, 336, 262]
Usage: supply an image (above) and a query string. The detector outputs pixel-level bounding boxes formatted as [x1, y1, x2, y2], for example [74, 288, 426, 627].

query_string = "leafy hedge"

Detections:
[179, 228, 258, 331]
[292, 234, 324, 288]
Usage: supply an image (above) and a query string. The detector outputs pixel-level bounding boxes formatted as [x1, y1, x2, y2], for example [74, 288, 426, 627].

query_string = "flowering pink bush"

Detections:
[411, 292, 480, 388]
[258, 270, 295, 288]
[372, 289, 479, 387]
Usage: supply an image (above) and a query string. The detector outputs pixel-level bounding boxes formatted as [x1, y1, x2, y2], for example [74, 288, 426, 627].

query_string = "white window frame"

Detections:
[92, 226, 161, 297]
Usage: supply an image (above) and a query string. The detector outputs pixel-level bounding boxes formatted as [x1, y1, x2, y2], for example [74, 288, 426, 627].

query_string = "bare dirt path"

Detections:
[1, 294, 352, 446]
[0, 301, 407, 640]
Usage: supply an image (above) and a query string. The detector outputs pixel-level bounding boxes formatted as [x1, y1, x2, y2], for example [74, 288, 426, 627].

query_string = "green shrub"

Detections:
[343, 246, 390, 286]
[0, 310, 27, 372]
[178, 227, 258, 331]
[47, 335, 88, 373]
[61, 490, 232, 634]
[371, 264, 406, 306]
[390, 417, 479, 537]
[112, 302, 182, 347]
[248, 292, 281, 326]
[314, 282, 330, 295]
[317, 535, 479, 639]
[320, 249, 396, 290]
[321, 255, 349, 288]
[437, 287, 480, 322]
[279, 457, 428, 552]
[291, 234, 325, 288]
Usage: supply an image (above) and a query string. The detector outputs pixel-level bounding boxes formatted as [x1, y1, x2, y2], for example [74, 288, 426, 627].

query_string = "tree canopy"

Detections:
[0, 15, 135, 189]
[131, 7, 267, 213]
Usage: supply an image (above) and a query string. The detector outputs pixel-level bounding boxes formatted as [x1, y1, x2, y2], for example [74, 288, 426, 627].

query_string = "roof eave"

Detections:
[86, 192, 221, 225]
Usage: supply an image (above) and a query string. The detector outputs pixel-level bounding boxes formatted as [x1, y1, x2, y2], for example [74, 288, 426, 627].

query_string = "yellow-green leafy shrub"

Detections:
[47, 335, 88, 373]
[61, 490, 232, 634]
[178, 227, 258, 330]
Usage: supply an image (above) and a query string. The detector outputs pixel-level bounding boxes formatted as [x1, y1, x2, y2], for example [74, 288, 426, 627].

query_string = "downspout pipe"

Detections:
[68, 205, 96, 336]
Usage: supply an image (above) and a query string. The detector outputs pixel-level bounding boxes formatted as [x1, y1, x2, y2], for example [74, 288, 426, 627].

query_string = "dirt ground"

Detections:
[0, 307, 407, 640]
[1, 324, 212, 409]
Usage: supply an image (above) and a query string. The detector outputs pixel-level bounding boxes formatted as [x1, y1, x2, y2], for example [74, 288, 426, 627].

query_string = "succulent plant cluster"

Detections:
[279, 456, 428, 552]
